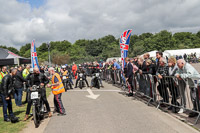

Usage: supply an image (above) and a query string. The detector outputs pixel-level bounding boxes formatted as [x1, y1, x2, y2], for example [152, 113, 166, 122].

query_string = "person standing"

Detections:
[22, 65, 30, 104]
[156, 52, 163, 71]
[183, 53, 187, 62]
[72, 62, 78, 79]
[126, 58, 134, 96]
[22, 65, 30, 79]
[47, 67, 66, 116]
[14, 66, 26, 107]
[156, 57, 169, 104]
[175, 59, 200, 117]
[0, 68, 17, 122]
[113, 59, 122, 84]
[0, 66, 8, 84]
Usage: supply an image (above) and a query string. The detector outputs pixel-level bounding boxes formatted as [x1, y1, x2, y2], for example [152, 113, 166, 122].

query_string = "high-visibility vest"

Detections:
[51, 73, 65, 95]
[58, 67, 61, 73]
[63, 70, 68, 76]
[0, 71, 8, 84]
[23, 69, 29, 78]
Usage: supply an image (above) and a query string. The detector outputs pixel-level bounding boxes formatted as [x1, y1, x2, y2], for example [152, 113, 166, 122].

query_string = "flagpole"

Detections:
[31, 40, 33, 68]
[47, 42, 51, 67]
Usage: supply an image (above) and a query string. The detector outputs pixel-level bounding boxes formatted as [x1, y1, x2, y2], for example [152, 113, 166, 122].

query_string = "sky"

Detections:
[0, 0, 200, 48]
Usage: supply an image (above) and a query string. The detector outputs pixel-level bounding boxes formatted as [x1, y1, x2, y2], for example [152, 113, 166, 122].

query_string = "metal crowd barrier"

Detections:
[100, 69, 200, 125]
[101, 69, 123, 85]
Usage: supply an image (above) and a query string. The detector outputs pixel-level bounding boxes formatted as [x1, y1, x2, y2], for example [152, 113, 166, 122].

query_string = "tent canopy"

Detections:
[142, 50, 169, 58]
[106, 57, 121, 63]
[164, 48, 200, 57]
[0, 48, 31, 66]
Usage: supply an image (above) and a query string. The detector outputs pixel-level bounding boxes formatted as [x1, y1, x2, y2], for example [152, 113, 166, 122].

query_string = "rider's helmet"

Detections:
[29, 68, 33, 74]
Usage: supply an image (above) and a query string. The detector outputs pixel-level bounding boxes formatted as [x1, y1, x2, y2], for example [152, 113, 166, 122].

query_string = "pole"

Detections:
[47, 42, 51, 67]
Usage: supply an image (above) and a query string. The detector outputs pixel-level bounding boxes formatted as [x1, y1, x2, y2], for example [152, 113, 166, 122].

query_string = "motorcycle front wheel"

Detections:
[33, 104, 40, 128]
[79, 80, 83, 89]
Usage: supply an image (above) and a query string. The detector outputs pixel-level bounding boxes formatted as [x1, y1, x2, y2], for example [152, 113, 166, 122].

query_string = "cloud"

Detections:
[0, 0, 200, 49]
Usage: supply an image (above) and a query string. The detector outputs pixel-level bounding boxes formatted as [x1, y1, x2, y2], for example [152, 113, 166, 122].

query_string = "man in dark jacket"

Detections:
[75, 65, 89, 88]
[156, 57, 169, 103]
[0, 68, 17, 122]
[90, 65, 103, 88]
[126, 58, 134, 96]
[14, 66, 26, 107]
[156, 51, 163, 71]
[24, 67, 52, 121]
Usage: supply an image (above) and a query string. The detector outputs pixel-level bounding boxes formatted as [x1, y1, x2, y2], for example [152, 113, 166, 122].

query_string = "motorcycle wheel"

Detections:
[64, 82, 68, 92]
[97, 80, 100, 89]
[40, 102, 45, 120]
[33, 104, 40, 128]
[69, 82, 73, 89]
[79, 80, 83, 89]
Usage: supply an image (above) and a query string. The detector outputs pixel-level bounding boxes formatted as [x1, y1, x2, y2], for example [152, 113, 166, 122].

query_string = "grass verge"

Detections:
[0, 87, 52, 133]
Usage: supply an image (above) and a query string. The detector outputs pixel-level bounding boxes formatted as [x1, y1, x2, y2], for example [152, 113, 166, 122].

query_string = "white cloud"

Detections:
[0, 0, 200, 49]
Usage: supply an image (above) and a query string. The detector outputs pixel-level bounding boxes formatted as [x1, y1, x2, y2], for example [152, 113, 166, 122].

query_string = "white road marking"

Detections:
[86, 88, 100, 99]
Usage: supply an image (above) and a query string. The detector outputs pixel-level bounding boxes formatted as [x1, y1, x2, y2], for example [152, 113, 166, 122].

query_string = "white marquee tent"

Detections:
[142, 50, 170, 58]
[164, 48, 200, 57]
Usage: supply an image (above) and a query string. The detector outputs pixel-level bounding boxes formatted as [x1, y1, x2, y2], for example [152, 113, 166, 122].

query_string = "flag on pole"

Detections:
[120, 29, 132, 71]
[31, 40, 39, 69]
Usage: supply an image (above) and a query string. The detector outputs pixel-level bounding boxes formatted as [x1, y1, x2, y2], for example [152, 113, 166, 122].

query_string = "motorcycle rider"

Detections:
[74, 65, 89, 88]
[90, 64, 104, 88]
[24, 67, 52, 121]
[66, 64, 74, 85]
[61, 65, 73, 90]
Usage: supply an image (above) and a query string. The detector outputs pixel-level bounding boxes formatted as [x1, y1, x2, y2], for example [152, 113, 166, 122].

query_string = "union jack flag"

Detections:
[31, 40, 39, 69]
[120, 29, 132, 70]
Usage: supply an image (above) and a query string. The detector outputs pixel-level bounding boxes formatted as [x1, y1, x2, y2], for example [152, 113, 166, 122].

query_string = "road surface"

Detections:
[44, 79, 198, 133]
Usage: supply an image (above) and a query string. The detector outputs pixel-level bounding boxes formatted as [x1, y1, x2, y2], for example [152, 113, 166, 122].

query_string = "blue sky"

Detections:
[17, 0, 45, 8]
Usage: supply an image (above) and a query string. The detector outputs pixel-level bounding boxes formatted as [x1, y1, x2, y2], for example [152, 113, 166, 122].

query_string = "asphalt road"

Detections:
[44, 78, 198, 133]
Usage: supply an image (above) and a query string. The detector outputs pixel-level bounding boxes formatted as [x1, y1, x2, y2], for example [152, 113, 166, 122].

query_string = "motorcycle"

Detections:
[62, 73, 73, 91]
[78, 73, 85, 89]
[93, 73, 101, 89]
[30, 85, 45, 128]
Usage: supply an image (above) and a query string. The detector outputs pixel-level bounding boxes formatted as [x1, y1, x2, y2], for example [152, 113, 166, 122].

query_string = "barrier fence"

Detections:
[100, 69, 200, 125]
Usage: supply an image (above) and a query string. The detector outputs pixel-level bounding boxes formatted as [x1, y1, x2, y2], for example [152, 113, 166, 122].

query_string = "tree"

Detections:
[19, 43, 31, 57]
[52, 52, 70, 65]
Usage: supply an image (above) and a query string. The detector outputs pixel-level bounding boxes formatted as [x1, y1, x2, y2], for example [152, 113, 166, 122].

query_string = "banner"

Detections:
[120, 29, 132, 71]
[31, 40, 39, 69]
